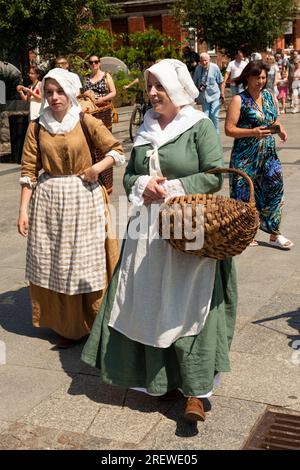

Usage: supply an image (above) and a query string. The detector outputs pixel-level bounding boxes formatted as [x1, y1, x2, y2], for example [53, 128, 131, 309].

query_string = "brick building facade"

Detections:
[100, 0, 227, 67]
[275, 0, 300, 52]
[102, 0, 185, 41]
[102, 0, 300, 65]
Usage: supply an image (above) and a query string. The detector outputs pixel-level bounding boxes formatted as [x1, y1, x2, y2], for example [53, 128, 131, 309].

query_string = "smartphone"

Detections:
[268, 124, 281, 134]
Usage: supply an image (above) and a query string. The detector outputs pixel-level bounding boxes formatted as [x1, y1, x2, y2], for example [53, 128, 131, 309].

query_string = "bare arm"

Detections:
[270, 93, 288, 142]
[219, 82, 225, 100]
[123, 78, 139, 90]
[25, 87, 42, 101]
[16, 85, 28, 101]
[225, 95, 272, 139]
[221, 71, 230, 96]
[274, 71, 280, 87]
[16, 85, 41, 102]
[18, 185, 32, 237]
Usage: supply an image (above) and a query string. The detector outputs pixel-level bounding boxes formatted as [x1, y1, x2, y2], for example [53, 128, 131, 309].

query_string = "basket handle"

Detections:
[206, 167, 256, 204]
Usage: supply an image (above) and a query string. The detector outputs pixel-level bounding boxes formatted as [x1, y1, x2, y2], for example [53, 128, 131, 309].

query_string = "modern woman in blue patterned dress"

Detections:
[225, 60, 293, 250]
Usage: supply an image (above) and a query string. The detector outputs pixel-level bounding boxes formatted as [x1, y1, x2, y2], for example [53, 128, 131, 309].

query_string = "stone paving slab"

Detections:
[19, 375, 126, 434]
[89, 390, 172, 445]
[231, 321, 293, 356]
[251, 294, 300, 338]
[0, 422, 126, 450]
[0, 286, 99, 375]
[0, 270, 27, 294]
[217, 351, 300, 410]
[0, 365, 71, 422]
[0, 420, 10, 434]
[1, 328, 99, 376]
[137, 396, 266, 450]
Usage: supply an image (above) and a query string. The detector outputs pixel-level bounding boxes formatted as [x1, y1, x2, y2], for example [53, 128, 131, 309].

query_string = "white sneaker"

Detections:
[280, 110, 285, 114]
[292, 108, 299, 114]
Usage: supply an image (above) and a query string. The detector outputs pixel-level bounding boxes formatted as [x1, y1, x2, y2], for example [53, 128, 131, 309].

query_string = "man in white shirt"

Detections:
[55, 56, 82, 96]
[221, 50, 248, 96]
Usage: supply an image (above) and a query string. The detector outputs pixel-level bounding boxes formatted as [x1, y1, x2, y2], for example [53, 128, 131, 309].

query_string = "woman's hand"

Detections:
[251, 126, 272, 139]
[95, 97, 104, 105]
[78, 165, 99, 183]
[18, 210, 29, 237]
[16, 85, 28, 94]
[143, 177, 167, 205]
[278, 127, 288, 143]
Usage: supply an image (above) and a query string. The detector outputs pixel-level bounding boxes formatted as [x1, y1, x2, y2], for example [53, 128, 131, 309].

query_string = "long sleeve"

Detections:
[179, 119, 223, 194]
[83, 114, 124, 157]
[20, 121, 42, 185]
[123, 147, 140, 197]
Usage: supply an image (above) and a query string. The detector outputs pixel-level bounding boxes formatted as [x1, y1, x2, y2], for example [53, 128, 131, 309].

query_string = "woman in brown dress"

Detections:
[17, 67, 125, 348]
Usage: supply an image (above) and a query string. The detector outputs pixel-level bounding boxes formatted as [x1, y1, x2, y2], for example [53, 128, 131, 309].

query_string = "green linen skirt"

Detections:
[81, 257, 237, 396]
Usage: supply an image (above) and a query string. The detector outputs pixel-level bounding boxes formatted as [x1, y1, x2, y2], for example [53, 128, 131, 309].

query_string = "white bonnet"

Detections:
[144, 59, 199, 106]
[40, 67, 79, 113]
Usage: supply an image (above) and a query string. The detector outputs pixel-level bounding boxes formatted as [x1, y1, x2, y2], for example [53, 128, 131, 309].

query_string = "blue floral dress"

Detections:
[230, 89, 283, 234]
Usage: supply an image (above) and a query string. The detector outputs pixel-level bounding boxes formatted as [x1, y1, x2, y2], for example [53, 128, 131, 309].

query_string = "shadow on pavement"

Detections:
[0, 287, 212, 434]
[252, 307, 300, 349]
[0, 287, 56, 343]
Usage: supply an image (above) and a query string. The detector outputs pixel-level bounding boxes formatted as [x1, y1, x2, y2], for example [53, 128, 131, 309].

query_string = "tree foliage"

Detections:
[116, 27, 182, 69]
[174, 0, 298, 55]
[0, 0, 118, 69]
[72, 26, 182, 76]
[79, 28, 116, 58]
[69, 27, 183, 107]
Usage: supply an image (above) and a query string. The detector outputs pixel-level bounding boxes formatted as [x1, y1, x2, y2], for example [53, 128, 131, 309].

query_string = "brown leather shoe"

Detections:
[184, 397, 206, 423]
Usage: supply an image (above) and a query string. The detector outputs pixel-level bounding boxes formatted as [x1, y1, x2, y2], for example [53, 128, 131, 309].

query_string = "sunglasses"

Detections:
[56, 62, 67, 65]
[89, 60, 99, 64]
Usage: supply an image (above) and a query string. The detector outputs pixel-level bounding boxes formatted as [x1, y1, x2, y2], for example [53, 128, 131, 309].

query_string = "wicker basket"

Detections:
[158, 167, 259, 260]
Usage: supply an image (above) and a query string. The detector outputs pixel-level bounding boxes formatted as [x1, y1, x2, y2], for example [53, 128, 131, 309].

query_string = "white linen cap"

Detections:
[39, 67, 81, 134]
[40, 67, 79, 110]
[144, 59, 199, 106]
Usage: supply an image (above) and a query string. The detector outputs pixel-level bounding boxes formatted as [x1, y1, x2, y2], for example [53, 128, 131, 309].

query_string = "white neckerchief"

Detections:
[134, 105, 208, 149]
[133, 105, 208, 180]
[39, 104, 81, 134]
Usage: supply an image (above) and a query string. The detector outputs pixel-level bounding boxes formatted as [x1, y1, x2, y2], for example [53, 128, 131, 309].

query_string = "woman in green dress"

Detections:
[82, 59, 237, 423]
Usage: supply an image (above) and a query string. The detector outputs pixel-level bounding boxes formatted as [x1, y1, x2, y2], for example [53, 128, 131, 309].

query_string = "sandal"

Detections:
[249, 239, 258, 246]
[269, 235, 294, 250]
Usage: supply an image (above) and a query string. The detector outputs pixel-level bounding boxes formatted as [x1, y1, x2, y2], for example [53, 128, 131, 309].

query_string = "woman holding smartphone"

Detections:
[225, 60, 293, 250]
